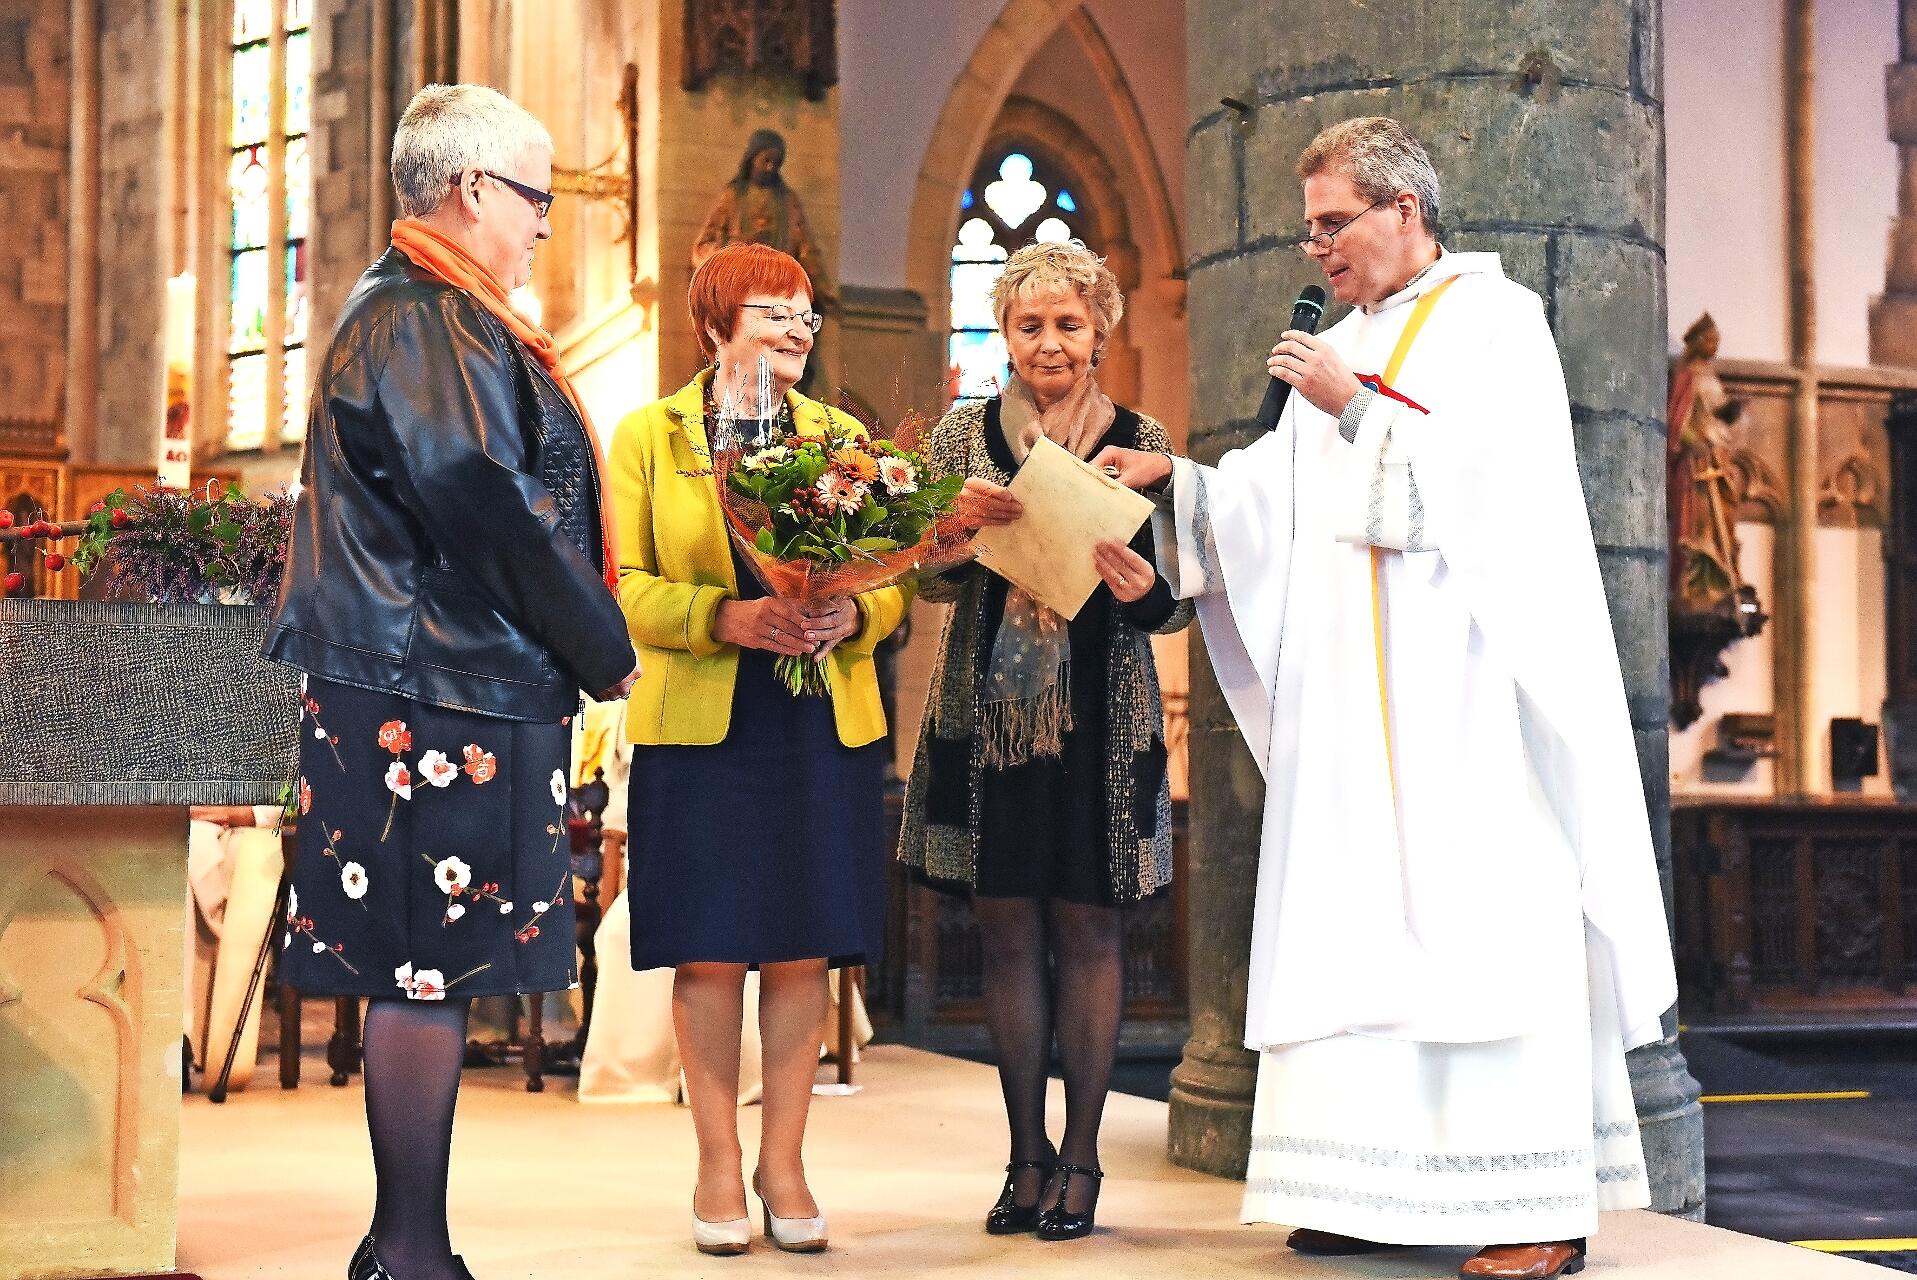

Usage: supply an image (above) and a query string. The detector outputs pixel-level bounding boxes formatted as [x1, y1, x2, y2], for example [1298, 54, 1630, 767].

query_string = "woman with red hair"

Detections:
[606, 243, 912, 1256]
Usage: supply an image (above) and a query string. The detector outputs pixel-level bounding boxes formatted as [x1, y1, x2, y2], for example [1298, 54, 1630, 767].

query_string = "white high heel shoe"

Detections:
[753, 1172, 829, 1253]
[691, 1206, 752, 1257]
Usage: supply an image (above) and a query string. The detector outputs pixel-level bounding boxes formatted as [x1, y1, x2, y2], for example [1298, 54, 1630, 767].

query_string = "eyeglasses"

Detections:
[740, 303, 824, 334]
[458, 170, 554, 219]
[1290, 197, 1389, 258]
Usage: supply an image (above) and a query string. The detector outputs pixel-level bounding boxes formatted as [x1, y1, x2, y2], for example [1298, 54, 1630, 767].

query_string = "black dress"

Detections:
[281, 673, 579, 999]
[623, 545, 889, 970]
[972, 403, 1178, 906]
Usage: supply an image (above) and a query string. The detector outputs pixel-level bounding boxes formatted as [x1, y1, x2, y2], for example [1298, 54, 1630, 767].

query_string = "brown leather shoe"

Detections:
[1285, 1227, 1389, 1255]
[1459, 1239, 1587, 1278]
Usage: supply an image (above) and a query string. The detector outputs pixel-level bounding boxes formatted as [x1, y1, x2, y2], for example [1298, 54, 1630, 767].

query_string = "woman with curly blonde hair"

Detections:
[900, 239, 1191, 1242]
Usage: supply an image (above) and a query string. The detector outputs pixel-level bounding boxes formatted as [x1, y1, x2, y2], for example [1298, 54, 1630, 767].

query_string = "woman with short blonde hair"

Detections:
[900, 238, 1190, 1242]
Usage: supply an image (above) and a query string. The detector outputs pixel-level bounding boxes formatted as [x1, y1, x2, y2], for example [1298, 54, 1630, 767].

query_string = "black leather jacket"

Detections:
[264, 250, 635, 721]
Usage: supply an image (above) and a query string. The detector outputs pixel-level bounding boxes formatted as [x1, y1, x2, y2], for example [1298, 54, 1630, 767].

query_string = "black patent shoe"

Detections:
[985, 1152, 1057, 1234]
[1034, 1163, 1103, 1241]
[346, 1236, 474, 1280]
[347, 1237, 391, 1280]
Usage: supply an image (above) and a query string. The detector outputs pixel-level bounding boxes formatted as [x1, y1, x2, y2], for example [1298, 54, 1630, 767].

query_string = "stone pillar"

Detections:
[1176, 0, 1705, 1215]
[309, 0, 402, 350]
[90, 0, 177, 466]
[1869, 2, 1917, 369]
[1872, 0, 1917, 793]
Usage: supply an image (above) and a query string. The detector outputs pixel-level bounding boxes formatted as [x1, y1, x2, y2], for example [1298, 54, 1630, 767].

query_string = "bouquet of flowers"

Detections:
[708, 385, 970, 696]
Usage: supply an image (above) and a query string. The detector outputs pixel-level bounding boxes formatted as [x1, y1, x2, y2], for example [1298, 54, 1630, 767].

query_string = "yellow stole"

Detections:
[1369, 275, 1459, 799]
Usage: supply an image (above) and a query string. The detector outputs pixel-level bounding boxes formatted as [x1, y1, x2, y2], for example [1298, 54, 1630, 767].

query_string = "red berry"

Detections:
[110, 509, 130, 528]
[3, 572, 21, 593]
[0, 511, 13, 529]
[88, 502, 105, 515]
[43, 552, 65, 571]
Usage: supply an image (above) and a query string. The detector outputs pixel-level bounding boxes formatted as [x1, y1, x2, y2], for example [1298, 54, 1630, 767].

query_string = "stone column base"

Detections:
[1167, 1034, 1259, 1179]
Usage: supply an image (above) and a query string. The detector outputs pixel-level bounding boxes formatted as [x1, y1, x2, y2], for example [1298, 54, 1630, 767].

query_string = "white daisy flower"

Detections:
[418, 749, 458, 788]
[408, 968, 447, 1001]
[433, 856, 472, 894]
[446, 902, 467, 922]
[340, 862, 369, 900]
[550, 769, 568, 807]
[878, 456, 918, 495]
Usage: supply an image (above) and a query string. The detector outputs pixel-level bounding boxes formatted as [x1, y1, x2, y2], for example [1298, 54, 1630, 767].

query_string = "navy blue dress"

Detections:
[624, 546, 889, 971]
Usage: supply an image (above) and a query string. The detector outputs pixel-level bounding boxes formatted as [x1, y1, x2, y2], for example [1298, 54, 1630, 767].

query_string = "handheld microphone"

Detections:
[1254, 285, 1328, 431]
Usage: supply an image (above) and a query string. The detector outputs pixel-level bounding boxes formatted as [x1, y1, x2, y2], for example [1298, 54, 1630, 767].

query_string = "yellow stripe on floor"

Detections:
[1699, 1090, 1870, 1103]
[1792, 1238, 1917, 1252]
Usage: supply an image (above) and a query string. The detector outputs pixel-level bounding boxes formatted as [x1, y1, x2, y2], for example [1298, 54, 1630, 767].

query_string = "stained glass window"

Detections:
[948, 145, 1088, 404]
[225, 0, 314, 451]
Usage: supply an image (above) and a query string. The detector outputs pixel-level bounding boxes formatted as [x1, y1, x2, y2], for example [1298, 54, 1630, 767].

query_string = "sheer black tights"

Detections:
[974, 896, 1124, 1214]
[362, 996, 472, 1280]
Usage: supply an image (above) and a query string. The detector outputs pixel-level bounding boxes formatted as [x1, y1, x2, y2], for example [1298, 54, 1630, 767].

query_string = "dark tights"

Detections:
[974, 896, 1124, 1214]
[362, 996, 472, 1279]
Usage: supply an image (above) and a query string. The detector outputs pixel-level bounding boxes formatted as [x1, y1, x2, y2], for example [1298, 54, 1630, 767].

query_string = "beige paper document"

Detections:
[972, 436, 1155, 619]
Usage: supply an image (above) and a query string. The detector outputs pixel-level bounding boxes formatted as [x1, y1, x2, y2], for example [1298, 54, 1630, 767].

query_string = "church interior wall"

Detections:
[0, 0, 69, 451]
[1663, 0, 1905, 800]
[1665, 0, 1899, 369]
[836, 0, 1004, 290]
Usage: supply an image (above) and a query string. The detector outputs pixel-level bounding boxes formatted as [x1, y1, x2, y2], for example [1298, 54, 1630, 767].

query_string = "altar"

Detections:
[0, 600, 297, 1280]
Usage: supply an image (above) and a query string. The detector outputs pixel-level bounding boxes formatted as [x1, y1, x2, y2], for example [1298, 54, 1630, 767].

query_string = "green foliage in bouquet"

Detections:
[725, 421, 963, 567]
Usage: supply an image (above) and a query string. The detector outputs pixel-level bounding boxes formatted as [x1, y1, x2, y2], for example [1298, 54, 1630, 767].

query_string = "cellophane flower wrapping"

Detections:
[708, 403, 972, 695]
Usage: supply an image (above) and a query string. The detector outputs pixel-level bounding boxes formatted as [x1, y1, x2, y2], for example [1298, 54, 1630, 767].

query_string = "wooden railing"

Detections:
[871, 796, 1190, 1051]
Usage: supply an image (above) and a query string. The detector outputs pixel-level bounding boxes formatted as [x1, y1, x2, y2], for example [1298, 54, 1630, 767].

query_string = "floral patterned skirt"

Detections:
[279, 673, 579, 1001]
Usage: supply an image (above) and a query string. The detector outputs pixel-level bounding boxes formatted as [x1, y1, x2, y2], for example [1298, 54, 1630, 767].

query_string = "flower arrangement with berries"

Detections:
[0, 482, 295, 605]
[708, 383, 969, 696]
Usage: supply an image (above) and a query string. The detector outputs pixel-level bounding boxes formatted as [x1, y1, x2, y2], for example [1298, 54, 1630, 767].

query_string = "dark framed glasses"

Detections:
[740, 303, 824, 334]
[458, 170, 554, 219]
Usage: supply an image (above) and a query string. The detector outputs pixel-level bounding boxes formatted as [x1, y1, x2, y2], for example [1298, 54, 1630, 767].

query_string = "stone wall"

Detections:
[0, 1, 69, 449]
[308, 0, 393, 350]
[91, 0, 171, 466]
[1176, 0, 1705, 1216]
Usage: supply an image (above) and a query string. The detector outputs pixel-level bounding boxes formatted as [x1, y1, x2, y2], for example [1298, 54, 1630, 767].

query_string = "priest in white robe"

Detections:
[1094, 117, 1678, 1280]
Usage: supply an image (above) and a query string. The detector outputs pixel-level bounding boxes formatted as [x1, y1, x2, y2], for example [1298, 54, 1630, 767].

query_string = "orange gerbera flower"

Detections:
[830, 448, 879, 483]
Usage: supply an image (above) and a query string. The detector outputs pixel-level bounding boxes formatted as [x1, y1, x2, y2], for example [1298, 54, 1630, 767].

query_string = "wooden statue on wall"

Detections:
[692, 129, 831, 306]
[683, 0, 837, 101]
[1668, 313, 1767, 729]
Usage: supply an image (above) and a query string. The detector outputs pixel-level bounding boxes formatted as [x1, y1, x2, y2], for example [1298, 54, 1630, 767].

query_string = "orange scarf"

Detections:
[389, 218, 619, 592]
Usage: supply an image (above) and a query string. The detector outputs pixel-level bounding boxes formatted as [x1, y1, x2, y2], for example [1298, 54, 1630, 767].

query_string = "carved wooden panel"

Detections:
[1673, 800, 1916, 1019]
[683, 0, 837, 100]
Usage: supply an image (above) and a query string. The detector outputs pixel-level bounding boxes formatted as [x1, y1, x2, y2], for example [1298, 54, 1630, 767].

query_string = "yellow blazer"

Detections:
[607, 371, 914, 747]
